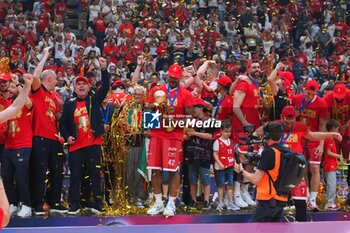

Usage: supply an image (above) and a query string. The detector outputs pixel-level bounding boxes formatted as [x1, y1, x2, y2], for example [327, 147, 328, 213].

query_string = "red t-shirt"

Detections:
[36, 13, 50, 33]
[94, 18, 107, 33]
[119, 23, 135, 39]
[102, 45, 119, 64]
[215, 95, 233, 120]
[69, 101, 102, 152]
[148, 84, 194, 141]
[0, 95, 10, 145]
[216, 138, 235, 168]
[31, 86, 60, 141]
[4, 103, 33, 149]
[55, 2, 66, 17]
[323, 91, 350, 132]
[323, 138, 338, 172]
[292, 94, 328, 132]
[231, 81, 261, 130]
[201, 80, 215, 98]
[277, 120, 308, 154]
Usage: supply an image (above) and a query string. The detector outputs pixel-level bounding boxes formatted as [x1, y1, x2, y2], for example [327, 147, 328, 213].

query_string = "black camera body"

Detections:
[234, 125, 263, 165]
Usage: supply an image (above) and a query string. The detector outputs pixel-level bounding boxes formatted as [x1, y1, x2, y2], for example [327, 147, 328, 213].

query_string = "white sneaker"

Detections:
[227, 203, 240, 211]
[10, 204, 18, 216]
[147, 202, 164, 215]
[216, 202, 225, 211]
[234, 193, 248, 208]
[241, 191, 257, 206]
[163, 203, 176, 217]
[17, 205, 32, 218]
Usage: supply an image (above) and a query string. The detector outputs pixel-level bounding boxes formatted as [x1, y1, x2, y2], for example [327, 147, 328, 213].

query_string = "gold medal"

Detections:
[168, 107, 175, 113]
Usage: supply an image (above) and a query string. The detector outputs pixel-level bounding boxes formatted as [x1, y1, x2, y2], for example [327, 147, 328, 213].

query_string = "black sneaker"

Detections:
[188, 200, 197, 209]
[81, 201, 93, 211]
[91, 203, 104, 214]
[34, 204, 45, 216]
[67, 203, 81, 215]
[202, 201, 212, 211]
[50, 203, 68, 214]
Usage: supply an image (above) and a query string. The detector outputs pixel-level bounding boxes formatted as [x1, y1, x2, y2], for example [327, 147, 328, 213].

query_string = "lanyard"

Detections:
[248, 75, 264, 99]
[214, 94, 226, 117]
[280, 124, 293, 145]
[298, 95, 312, 111]
[167, 84, 179, 108]
[100, 105, 110, 124]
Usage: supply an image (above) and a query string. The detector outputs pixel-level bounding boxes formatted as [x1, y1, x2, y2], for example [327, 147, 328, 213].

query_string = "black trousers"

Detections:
[252, 199, 286, 222]
[2, 148, 31, 206]
[30, 137, 64, 207]
[69, 145, 102, 205]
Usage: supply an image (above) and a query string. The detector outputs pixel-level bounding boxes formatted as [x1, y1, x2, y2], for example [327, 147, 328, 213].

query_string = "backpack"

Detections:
[267, 144, 307, 197]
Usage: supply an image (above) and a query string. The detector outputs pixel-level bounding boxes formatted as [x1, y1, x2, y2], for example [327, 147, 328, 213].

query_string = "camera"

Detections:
[234, 125, 263, 165]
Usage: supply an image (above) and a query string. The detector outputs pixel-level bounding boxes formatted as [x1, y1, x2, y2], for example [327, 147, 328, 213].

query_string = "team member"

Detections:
[60, 58, 109, 215]
[291, 80, 328, 210]
[146, 64, 194, 216]
[0, 72, 11, 162]
[2, 76, 33, 218]
[232, 60, 262, 208]
[30, 47, 67, 215]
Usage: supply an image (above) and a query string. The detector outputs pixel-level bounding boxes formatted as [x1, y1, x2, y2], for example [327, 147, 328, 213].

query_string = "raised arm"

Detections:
[267, 62, 285, 96]
[32, 47, 51, 91]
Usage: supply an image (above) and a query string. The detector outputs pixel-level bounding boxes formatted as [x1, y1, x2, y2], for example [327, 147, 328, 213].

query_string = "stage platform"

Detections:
[3, 211, 350, 233]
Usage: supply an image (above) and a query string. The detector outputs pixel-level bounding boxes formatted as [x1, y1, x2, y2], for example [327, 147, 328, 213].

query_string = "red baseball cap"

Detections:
[150, 81, 159, 90]
[193, 97, 206, 107]
[246, 60, 253, 72]
[216, 76, 232, 87]
[281, 106, 297, 120]
[168, 64, 182, 79]
[278, 71, 294, 83]
[112, 80, 126, 88]
[333, 83, 347, 99]
[305, 80, 319, 92]
[0, 73, 11, 81]
[75, 76, 90, 86]
[11, 68, 25, 76]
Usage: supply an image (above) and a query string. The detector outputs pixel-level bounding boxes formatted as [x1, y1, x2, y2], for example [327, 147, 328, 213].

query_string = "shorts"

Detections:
[147, 137, 183, 172]
[214, 168, 233, 187]
[305, 141, 321, 165]
[188, 163, 210, 185]
[290, 178, 307, 200]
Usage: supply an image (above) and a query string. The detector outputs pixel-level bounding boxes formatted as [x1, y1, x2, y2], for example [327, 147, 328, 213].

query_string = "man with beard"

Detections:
[323, 84, 350, 185]
[0, 73, 11, 162]
[231, 60, 262, 208]
[146, 64, 194, 216]
[291, 80, 328, 210]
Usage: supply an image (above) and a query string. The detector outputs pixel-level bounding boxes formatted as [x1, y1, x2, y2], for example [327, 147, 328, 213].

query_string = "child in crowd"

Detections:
[213, 121, 239, 211]
[323, 119, 343, 211]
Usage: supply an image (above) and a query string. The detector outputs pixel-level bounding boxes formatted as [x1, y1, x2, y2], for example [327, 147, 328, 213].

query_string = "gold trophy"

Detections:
[153, 90, 174, 132]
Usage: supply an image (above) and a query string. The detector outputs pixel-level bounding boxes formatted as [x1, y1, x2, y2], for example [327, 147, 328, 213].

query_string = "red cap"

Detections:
[193, 97, 206, 107]
[75, 76, 90, 86]
[0, 73, 11, 81]
[11, 68, 25, 76]
[281, 106, 296, 120]
[216, 76, 232, 87]
[278, 71, 294, 83]
[305, 80, 319, 92]
[112, 80, 126, 88]
[150, 81, 159, 90]
[333, 83, 347, 99]
[246, 60, 253, 72]
[168, 64, 182, 79]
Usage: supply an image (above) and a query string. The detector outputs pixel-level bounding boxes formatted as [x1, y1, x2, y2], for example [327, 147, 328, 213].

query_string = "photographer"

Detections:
[234, 121, 287, 222]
